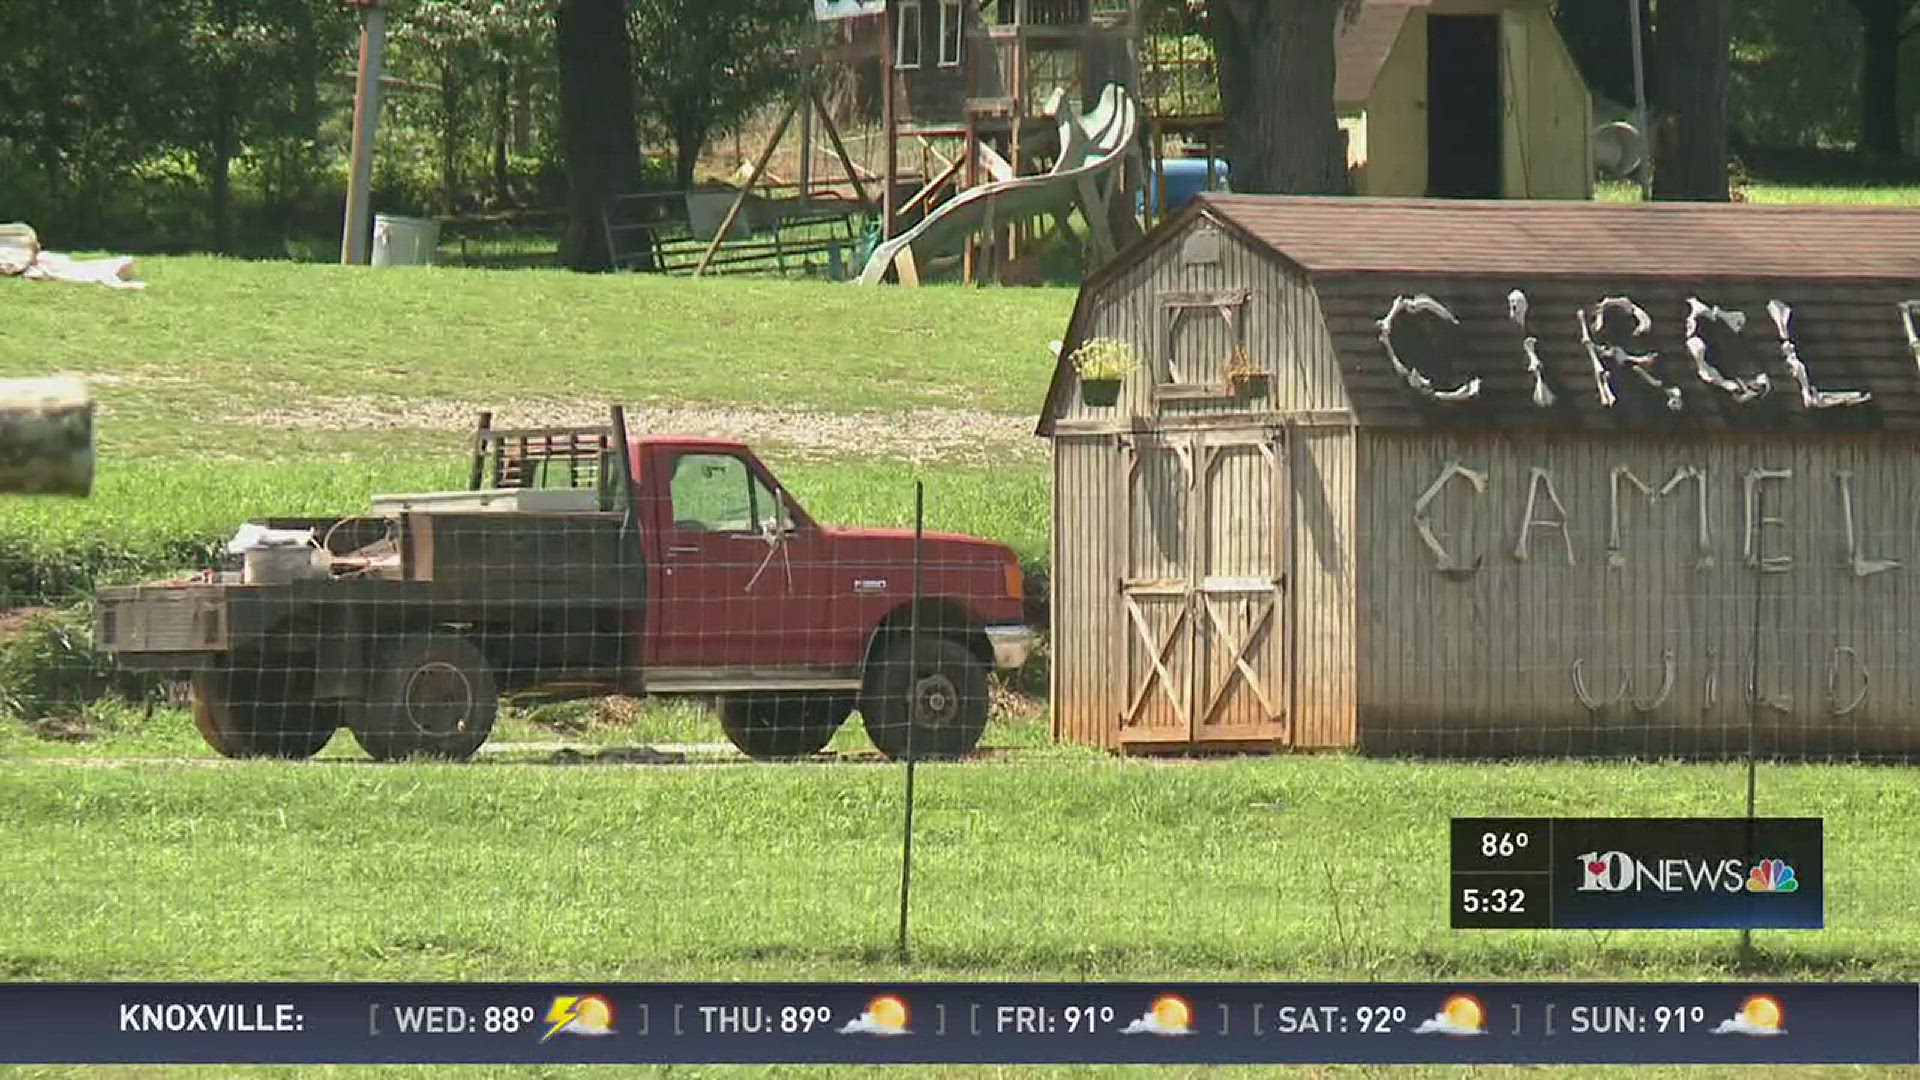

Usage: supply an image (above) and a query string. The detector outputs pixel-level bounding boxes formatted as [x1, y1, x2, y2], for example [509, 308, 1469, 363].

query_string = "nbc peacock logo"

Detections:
[1745, 858, 1799, 894]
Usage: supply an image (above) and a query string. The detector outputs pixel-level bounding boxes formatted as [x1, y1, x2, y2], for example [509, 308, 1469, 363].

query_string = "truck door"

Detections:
[648, 449, 828, 670]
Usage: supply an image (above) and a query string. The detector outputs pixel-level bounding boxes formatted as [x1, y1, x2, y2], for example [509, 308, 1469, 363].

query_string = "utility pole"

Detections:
[342, 0, 388, 264]
[1628, 0, 1653, 200]
[881, 0, 898, 241]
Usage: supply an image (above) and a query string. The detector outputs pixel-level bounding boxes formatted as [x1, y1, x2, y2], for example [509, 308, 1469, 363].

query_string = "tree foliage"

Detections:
[389, 0, 555, 211]
[626, 0, 810, 189]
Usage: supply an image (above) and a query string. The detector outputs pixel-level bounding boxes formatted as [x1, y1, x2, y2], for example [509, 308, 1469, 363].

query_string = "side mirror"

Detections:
[759, 488, 795, 542]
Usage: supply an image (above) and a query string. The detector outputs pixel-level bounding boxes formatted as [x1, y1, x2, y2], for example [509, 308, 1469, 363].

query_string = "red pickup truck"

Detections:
[94, 409, 1035, 762]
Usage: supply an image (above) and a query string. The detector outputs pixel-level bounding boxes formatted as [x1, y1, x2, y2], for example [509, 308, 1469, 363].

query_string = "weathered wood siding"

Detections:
[1051, 218, 1349, 432]
[1356, 432, 1920, 758]
[1291, 425, 1358, 747]
[1051, 432, 1121, 748]
[1048, 220, 1360, 751]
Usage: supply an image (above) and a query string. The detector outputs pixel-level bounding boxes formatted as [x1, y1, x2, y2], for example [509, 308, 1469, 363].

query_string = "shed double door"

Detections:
[1118, 429, 1290, 748]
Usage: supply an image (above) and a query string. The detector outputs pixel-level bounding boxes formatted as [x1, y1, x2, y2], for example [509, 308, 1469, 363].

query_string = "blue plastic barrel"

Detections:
[1144, 158, 1231, 214]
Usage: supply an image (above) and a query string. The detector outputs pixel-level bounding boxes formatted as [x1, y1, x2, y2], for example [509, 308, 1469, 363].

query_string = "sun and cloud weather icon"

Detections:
[1746, 859, 1799, 893]
[1413, 994, 1488, 1037]
[838, 995, 912, 1036]
[541, 995, 616, 1042]
[1120, 994, 1194, 1036]
[1712, 995, 1786, 1036]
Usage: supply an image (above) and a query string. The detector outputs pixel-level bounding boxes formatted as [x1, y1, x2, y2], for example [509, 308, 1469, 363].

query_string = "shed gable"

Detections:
[1038, 212, 1352, 433]
[1043, 196, 1920, 438]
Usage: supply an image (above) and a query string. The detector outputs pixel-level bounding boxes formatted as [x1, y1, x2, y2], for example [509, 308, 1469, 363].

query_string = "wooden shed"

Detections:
[1337, 0, 1592, 200]
[1038, 195, 1920, 760]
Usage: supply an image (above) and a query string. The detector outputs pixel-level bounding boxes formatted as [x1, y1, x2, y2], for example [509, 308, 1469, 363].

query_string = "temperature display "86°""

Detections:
[1450, 819, 1553, 929]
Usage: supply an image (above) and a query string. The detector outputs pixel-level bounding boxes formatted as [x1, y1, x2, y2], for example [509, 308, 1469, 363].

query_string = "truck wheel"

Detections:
[861, 636, 988, 760]
[349, 633, 497, 762]
[718, 693, 850, 760]
[189, 666, 338, 760]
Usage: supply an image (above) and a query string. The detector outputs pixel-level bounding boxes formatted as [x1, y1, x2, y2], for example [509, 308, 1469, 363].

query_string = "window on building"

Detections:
[896, 0, 924, 69]
[938, 0, 963, 66]
[1157, 288, 1252, 399]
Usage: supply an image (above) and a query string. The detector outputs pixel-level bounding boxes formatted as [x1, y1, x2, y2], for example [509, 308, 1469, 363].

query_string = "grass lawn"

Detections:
[0, 260, 1072, 463]
[5, 749, 1914, 984]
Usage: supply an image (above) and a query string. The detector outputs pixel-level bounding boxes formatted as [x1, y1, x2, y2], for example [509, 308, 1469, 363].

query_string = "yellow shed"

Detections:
[1337, 0, 1593, 200]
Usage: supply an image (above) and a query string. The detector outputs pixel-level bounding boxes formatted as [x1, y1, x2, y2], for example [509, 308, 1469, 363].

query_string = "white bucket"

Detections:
[243, 545, 331, 585]
[371, 214, 440, 267]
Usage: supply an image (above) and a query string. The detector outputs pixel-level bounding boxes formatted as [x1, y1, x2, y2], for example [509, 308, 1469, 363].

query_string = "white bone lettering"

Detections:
[1684, 298, 1768, 402]
[1413, 460, 1487, 574]
[1900, 301, 1920, 373]
[1583, 297, 1681, 411]
[1513, 467, 1575, 565]
[1743, 467, 1794, 572]
[1827, 646, 1869, 716]
[1509, 289, 1555, 407]
[1769, 300, 1872, 408]
[1378, 295, 1480, 402]
[1835, 470, 1900, 576]
[1607, 465, 1712, 569]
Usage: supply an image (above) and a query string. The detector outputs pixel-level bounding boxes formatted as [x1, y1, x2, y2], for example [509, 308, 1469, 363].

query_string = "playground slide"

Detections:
[855, 83, 1140, 285]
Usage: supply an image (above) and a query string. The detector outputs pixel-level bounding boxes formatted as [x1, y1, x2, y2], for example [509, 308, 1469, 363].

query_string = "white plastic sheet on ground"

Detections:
[0, 222, 145, 290]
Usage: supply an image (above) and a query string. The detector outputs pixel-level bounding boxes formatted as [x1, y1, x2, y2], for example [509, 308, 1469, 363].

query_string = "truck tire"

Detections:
[189, 666, 338, 760]
[718, 693, 851, 760]
[349, 633, 497, 762]
[861, 636, 988, 760]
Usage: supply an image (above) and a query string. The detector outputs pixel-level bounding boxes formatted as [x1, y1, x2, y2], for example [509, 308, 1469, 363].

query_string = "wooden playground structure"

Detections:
[653, 0, 1230, 284]
[589, 1, 1593, 279]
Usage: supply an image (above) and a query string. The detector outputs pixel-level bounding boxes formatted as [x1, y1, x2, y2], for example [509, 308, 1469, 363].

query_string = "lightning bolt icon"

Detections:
[542, 997, 583, 1043]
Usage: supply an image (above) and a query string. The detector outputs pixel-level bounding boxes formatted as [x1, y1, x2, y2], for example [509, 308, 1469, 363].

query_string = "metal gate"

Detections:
[1119, 429, 1290, 747]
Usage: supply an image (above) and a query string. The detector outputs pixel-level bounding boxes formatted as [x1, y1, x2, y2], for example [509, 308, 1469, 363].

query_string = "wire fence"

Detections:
[3, 408, 1919, 979]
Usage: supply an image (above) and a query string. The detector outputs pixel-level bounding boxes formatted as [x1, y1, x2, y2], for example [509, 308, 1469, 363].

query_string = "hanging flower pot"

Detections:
[1227, 348, 1270, 401]
[1080, 377, 1122, 407]
[1069, 337, 1137, 409]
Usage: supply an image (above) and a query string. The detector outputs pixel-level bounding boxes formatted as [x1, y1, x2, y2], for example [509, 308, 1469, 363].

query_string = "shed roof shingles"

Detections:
[1198, 195, 1920, 280]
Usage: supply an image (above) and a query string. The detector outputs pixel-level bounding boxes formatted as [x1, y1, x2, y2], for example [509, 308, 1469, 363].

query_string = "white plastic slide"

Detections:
[855, 83, 1140, 285]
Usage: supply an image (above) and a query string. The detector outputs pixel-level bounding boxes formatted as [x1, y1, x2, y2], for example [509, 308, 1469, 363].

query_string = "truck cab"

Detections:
[631, 433, 1032, 757]
[94, 409, 1035, 762]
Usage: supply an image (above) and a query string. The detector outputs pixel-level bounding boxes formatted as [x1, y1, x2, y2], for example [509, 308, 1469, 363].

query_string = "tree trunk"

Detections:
[555, 0, 643, 270]
[673, 114, 707, 190]
[512, 62, 534, 155]
[1651, 0, 1732, 201]
[211, 74, 239, 252]
[1207, 0, 1349, 194]
[441, 63, 462, 215]
[492, 60, 511, 204]
[278, 10, 323, 237]
[1856, 0, 1906, 153]
[0, 378, 94, 498]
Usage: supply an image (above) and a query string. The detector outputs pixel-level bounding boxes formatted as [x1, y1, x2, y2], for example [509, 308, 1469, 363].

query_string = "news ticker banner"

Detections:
[0, 982, 1912, 1065]
[1450, 817, 1824, 930]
